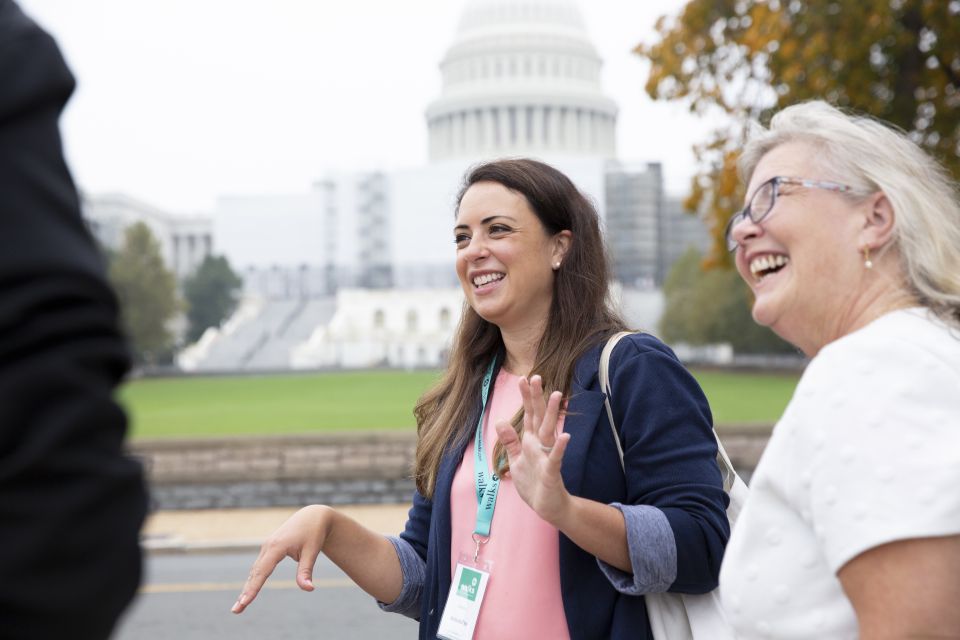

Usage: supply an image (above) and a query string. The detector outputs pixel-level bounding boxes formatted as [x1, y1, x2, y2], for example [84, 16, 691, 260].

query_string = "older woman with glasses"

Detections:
[719, 101, 960, 638]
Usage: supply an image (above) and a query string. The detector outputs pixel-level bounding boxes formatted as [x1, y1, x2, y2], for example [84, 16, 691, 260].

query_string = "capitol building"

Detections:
[87, 0, 709, 370]
[426, 0, 617, 161]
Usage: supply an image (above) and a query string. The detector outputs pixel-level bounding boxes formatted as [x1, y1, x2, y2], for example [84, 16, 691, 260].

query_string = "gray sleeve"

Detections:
[376, 535, 426, 619]
[596, 503, 677, 595]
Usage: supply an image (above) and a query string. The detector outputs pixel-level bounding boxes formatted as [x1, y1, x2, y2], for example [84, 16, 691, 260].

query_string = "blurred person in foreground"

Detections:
[232, 158, 730, 638]
[719, 101, 960, 638]
[0, 1, 148, 637]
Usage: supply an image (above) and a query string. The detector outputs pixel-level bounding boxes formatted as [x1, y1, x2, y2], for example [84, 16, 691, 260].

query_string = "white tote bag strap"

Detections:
[600, 331, 740, 494]
[599, 331, 632, 471]
[599, 332, 741, 640]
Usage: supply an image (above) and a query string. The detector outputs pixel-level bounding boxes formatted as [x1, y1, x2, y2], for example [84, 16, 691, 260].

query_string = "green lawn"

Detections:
[120, 368, 800, 440]
[119, 371, 441, 439]
[692, 369, 798, 429]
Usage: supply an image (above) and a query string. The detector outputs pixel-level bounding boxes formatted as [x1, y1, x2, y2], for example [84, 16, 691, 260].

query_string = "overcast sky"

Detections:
[18, 0, 712, 215]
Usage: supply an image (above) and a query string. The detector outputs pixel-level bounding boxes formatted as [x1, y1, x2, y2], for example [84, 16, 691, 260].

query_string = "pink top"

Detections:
[449, 369, 570, 640]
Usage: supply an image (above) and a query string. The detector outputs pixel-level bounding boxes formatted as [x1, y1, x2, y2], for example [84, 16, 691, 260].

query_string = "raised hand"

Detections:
[231, 505, 333, 614]
[493, 375, 572, 525]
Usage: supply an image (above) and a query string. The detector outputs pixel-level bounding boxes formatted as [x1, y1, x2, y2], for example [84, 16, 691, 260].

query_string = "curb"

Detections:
[143, 535, 265, 555]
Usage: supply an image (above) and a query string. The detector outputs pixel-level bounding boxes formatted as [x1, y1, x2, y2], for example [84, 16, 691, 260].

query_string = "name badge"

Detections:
[437, 562, 490, 640]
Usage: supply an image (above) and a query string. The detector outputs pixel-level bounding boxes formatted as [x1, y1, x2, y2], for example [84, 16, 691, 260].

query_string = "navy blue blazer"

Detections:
[399, 333, 729, 639]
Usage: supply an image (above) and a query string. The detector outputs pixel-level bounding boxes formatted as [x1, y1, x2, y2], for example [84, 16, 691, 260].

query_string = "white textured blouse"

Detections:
[719, 308, 960, 639]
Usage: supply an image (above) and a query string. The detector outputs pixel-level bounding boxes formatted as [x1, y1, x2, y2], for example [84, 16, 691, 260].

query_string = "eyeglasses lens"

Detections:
[726, 179, 778, 252]
[751, 180, 776, 223]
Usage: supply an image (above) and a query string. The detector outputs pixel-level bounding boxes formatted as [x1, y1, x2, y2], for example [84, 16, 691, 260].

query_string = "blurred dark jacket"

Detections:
[0, 1, 148, 637]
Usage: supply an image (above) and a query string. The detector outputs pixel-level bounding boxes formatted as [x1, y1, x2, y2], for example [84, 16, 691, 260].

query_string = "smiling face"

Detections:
[454, 181, 569, 334]
[731, 141, 870, 354]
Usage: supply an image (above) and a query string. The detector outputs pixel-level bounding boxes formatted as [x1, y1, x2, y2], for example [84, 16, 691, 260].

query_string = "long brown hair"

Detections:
[413, 158, 626, 497]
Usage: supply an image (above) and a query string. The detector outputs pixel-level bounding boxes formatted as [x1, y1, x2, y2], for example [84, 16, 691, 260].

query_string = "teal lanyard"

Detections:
[473, 358, 500, 540]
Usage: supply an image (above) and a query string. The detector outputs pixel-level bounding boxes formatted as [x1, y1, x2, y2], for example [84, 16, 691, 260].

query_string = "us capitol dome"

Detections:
[426, 0, 617, 161]
[179, 0, 709, 371]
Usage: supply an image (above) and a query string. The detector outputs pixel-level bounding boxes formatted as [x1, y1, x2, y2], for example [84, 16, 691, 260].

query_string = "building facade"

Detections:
[605, 163, 710, 287]
[81, 192, 212, 280]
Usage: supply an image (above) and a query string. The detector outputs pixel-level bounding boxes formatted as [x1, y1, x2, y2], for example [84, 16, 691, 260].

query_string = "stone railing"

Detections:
[131, 427, 769, 510]
[131, 432, 417, 510]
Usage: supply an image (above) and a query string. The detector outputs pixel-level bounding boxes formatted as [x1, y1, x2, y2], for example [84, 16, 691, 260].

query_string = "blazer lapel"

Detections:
[432, 434, 470, 607]
[560, 390, 605, 496]
[560, 345, 606, 496]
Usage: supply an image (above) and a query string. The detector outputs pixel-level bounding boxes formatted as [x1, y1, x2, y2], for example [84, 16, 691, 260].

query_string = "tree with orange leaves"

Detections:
[638, 0, 960, 267]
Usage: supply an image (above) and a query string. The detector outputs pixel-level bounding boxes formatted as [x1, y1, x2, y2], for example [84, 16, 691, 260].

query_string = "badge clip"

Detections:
[471, 533, 488, 563]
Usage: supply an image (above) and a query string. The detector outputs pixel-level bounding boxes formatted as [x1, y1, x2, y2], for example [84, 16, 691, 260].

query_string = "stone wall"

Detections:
[131, 428, 769, 510]
[132, 432, 417, 510]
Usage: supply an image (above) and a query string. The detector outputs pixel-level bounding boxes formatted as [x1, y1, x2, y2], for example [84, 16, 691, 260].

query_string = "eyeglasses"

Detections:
[724, 176, 855, 252]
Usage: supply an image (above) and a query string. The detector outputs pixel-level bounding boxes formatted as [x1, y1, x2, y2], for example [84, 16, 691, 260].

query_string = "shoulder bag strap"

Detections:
[599, 331, 633, 471]
[599, 331, 739, 493]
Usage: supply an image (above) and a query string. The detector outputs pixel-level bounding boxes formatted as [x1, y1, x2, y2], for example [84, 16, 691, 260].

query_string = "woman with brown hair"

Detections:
[232, 158, 729, 639]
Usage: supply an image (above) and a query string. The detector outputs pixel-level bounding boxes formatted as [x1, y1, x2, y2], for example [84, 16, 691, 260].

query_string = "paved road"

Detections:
[115, 552, 418, 639]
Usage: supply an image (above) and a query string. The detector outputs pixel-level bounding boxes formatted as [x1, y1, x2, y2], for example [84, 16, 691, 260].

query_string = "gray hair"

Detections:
[739, 100, 960, 326]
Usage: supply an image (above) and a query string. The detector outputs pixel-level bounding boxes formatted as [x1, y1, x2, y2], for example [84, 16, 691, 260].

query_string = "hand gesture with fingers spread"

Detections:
[231, 505, 333, 614]
[493, 375, 572, 525]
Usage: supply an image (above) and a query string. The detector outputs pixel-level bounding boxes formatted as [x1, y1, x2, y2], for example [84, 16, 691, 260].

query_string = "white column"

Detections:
[479, 109, 489, 151]
[512, 105, 527, 152]
[570, 108, 579, 152]
[454, 111, 463, 155]
[546, 106, 555, 149]
[504, 106, 512, 150]
[590, 111, 599, 153]
[467, 110, 479, 155]
[451, 113, 463, 155]
[583, 111, 592, 152]
[598, 114, 608, 156]
[519, 104, 535, 149]
[470, 110, 481, 152]
[557, 108, 567, 150]
[483, 108, 493, 151]
[437, 118, 446, 159]
[534, 106, 546, 150]
[446, 114, 455, 156]
[542, 107, 552, 151]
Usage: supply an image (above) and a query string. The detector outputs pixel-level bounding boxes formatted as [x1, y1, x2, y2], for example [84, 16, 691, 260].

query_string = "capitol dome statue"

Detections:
[426, 0, 618, 161]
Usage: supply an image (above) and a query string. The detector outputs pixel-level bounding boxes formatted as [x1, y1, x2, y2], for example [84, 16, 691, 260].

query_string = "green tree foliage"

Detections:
[660, 248, 797, 354]
[183, 255, 243, 343]
[108, 222, 180, 365]
[638, 0, 960, 266]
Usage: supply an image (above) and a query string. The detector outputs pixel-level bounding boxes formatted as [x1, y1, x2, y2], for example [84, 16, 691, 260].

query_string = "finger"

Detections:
[538, 391, 563, 447]
[529, 375, 546, 428]
[495, 418, 523, 461]
[231, 546, 283, 613]
[295, 544, 321, 591]
[547, 432, 571, 474]
[518, 376, 535, 436]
